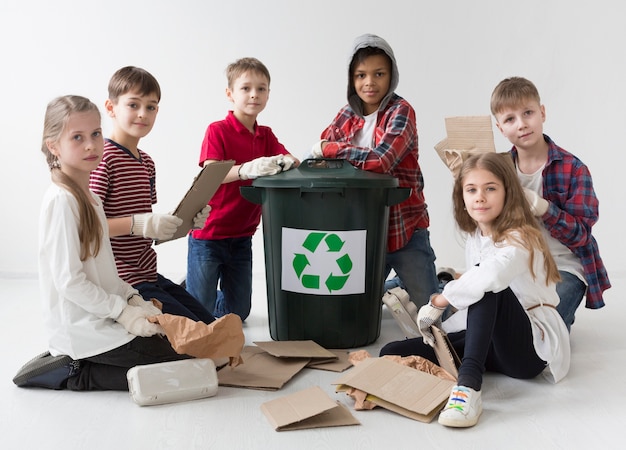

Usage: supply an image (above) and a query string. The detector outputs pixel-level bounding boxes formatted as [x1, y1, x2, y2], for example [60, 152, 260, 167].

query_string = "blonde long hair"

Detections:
[41, 95, 103, 261]
[452, 152, 560, 284]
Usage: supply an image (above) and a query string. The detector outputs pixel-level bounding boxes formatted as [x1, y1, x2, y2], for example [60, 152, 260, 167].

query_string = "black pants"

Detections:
[66, 335, 190, 391]
[380, 288, 546, 391]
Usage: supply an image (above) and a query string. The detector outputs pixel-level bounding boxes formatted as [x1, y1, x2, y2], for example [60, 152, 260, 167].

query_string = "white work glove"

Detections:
[238, 156, 283, 180]
[276, 154, 297, 171]
[127, 294, 162, 316]
[417, 302, 446, 347]
[131, 213, 183, 240]
[309, 140, 327, 159]
[192, 205, 211, 229]
[116, 305, 163, 337]
[523, 188, 549, 216]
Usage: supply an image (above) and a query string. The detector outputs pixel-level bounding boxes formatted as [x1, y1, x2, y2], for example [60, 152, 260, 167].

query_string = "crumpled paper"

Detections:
[343, 350, 456, 410]
[149, 313, 245, 367]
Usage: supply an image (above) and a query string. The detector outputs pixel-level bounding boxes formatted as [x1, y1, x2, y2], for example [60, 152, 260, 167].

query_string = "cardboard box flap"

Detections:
[444, 116, 495, 152]
[261, 386, 360, 431]
[217, 346, 309, 390]
[306, 350, 352, 372]
[254, 340, 337, 359]
[332, 357, 455, 416]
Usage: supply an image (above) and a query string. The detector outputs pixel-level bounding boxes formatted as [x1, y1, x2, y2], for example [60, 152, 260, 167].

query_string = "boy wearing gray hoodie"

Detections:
[312, 33, 438, 309]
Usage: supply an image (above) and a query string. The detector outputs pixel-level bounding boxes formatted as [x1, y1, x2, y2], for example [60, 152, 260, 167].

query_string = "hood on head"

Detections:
[347, 33, 399, 117]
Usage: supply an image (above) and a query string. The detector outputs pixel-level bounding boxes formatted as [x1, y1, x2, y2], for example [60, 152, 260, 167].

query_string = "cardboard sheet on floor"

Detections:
[434, 116, 495, 178]
[306, 350, 352, 372]
[253, 340, 337, 360]
[156, 160, 234, 244]
[261, 386, 360, 431]
[217, 346, 310, 390]
[332, 357, 456, 423]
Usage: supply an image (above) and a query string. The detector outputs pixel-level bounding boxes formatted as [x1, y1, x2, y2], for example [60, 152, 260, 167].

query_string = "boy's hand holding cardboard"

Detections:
[131, 213, 182, 240]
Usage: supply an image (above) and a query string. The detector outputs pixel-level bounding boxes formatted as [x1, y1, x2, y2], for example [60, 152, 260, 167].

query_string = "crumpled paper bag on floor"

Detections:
[149, 313, 244, 367]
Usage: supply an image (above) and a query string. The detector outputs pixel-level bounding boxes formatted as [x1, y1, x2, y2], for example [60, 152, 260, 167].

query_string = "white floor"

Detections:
[1, 265, 623, 449]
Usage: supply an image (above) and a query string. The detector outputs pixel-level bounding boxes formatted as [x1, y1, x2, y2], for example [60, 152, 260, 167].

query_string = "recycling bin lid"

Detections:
[251, 158, 400, 188]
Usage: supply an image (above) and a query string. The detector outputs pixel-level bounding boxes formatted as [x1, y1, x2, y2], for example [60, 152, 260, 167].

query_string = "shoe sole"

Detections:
[438, 404, 483, 428]
[13, 351, 73, 387]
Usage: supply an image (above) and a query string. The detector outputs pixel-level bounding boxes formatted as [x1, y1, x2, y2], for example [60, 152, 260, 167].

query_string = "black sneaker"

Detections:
[13, 351, 80, 390]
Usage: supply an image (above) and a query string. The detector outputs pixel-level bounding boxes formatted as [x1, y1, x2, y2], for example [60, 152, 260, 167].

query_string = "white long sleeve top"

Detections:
[442, 229, 570, 383]
[38, 184, 136, 359]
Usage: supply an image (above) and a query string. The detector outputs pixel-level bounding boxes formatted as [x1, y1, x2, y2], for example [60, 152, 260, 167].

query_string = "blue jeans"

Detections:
[556, 270, 586, 332]
[383, 228, 438, 309]
[134, 274, 215, 324]
[186, 235, 253, 321]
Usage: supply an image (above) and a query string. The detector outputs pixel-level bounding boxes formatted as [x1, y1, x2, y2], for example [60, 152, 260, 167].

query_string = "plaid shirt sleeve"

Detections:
[320, 95, 416, 174]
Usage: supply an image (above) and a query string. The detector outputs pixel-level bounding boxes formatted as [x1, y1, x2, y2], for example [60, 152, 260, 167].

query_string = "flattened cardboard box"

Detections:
[333, 357, 456, 423]
[217, 346, 310, 390]
[261, 386, 360, 431]
[254, 340, 337, 360]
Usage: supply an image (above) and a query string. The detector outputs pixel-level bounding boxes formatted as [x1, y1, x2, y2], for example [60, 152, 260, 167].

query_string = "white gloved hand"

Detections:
[238, 156, 283, 180]
[192, 205, 211, 229]
[310, 140, 327, 159]
[417, 302, 446, 347]
[131, 213, 183, 240]
[277, 154, 298, 171]
[523, 188, 549, 216]
[116, 305, 163, 337]
[127, 294, 162, 316]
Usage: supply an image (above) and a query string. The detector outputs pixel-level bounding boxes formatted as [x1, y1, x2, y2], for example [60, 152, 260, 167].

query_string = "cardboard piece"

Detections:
[332, 357, 455, 423]
[306, 350, 352, 372]
[253, 340, 337, 360]
[151, 313, 244, 367]
[261, 386, 360, 431]
[217, 346, 310, 390]
[434, 116, 496, 178]
[432, 325, 461, 380]
[157, 160, 234, 243]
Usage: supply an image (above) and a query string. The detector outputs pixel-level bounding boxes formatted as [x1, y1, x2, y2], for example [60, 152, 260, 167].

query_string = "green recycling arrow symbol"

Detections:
[292, 232, 353, 292]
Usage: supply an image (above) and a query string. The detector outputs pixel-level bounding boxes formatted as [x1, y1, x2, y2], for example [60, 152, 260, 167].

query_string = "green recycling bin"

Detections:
[240, 159, 410, 348]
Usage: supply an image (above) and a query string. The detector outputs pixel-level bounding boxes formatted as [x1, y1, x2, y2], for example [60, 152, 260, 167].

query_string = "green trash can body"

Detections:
[240, 159, 410, 348]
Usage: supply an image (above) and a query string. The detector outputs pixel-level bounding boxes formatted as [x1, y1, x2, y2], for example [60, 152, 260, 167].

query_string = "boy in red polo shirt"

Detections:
[186, 57, 299, 321]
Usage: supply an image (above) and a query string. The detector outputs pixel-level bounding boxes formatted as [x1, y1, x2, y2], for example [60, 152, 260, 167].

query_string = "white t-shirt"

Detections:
[353, 111, 377, 148]
[516, 164, 585, 284]
[38, 184, 136, 359]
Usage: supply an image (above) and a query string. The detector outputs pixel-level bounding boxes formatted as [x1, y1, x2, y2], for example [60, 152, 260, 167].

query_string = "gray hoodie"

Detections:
[347, 34, 400, 118]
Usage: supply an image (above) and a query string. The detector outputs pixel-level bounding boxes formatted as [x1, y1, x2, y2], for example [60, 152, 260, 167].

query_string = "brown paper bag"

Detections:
[150, 313, 245, 367]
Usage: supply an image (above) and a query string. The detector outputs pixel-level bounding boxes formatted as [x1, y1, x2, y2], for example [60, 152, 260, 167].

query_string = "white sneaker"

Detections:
[438, 385, 482, 428]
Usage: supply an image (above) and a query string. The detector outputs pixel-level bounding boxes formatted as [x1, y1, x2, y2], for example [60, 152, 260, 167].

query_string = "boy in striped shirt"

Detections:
[89, 66, 214, 324]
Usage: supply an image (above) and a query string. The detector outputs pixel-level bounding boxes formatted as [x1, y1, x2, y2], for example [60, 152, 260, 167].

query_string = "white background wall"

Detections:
[1, 1, 624, 285]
